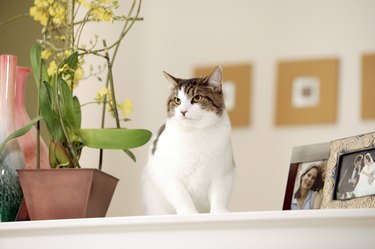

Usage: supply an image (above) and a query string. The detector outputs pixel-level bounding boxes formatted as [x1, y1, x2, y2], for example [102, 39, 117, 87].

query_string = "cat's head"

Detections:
[163, 66, 225, 127]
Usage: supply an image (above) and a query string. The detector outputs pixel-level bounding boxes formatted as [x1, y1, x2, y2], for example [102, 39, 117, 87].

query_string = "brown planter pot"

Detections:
[17, 168, 119, 220]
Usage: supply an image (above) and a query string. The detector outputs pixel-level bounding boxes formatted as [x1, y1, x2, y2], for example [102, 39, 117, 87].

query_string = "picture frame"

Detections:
[275, 58, 339, 126]
[194, 63, 252, 127]
[283, 142, 330, 210]
[321, 132, 375, 208]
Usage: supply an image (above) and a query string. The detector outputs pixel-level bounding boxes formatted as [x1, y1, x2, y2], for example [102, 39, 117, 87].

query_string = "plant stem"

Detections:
[71, 0, 75, 48]
[80, 101, 101, 107]
[0, 13, 29, 27]
[103, 41, 121, 128]
[75, 10, 91, 48]
[98, 53, 111, 170]
[98, 68, 110, 170]
[98, 109, 107, 170]
[36, 43, 44, 170]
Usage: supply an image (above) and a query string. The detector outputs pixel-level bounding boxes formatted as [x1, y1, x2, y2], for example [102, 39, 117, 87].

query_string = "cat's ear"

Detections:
[163, 71, 178, 90]
[206, 65, 222, 92]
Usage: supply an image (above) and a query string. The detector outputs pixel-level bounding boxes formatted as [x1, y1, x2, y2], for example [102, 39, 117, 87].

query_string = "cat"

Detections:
[142, 65, 235, 215]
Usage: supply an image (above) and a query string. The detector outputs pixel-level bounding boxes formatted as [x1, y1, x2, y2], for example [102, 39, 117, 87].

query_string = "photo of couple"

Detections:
[290, 161, 326, 210]
[336, 149, 375, 200]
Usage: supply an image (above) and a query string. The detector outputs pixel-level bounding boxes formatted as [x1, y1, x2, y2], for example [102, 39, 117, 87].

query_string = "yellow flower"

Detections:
[30, 0, 68, 27]
[95, 87, 110, 103]
[74, 67, 84, 81]
[41, 49, 52, 60]
[48, 6, 56, 16]
[52, 3, 67, 25]
[47, 60, 57, 76]
[39, 13, 49, 26]
[34, 0, 46, 8]
[29, 6, 38, 17]
[30, 5, 49, 26]
[77, 0, 91, 8]
[121, 99, 133, 117]
[64, 49, 72, 57]
[91, 7, 113, 22]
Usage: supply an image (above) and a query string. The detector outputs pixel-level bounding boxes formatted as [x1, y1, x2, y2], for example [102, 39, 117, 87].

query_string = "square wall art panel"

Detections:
[275, 58, 339, 126]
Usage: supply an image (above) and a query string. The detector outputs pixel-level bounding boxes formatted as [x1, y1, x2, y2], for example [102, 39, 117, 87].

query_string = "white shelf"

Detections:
[1, 209, 374, 249]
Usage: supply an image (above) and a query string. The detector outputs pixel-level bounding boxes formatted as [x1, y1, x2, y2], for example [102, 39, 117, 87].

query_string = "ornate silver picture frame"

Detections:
[321, 132, 375, 209]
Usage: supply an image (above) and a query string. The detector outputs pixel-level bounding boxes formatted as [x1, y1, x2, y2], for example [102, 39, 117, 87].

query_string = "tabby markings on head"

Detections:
[166, 77, 225, 117]
[151, 66, 225, 155]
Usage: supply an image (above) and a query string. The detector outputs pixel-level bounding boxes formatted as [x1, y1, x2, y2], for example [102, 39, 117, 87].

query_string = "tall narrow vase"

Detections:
[15, 66, 49, 169]
[0, 54, 26, 222]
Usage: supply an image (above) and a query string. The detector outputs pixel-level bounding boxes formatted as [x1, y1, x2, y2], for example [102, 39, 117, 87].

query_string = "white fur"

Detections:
[142, 88, 235, 215]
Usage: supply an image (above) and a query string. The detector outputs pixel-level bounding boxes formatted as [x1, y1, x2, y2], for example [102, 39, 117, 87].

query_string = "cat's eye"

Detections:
[192, 95, 202, 103]
[174, 97, 181, 105]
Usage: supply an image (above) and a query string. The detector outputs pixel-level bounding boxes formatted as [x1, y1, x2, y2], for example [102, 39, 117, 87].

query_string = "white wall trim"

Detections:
[1, 209, 374, 249]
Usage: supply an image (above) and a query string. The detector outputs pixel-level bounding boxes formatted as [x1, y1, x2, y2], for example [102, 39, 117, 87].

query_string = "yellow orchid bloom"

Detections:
[121, 99, 133, 117]
[41, 49, 52, 60]
[95, 87, 110, 103]
[47, 60, 57, 76]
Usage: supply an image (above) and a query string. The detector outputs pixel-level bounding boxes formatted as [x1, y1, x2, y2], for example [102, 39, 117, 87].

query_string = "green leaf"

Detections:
[39, 81, 64, 141]
[39, 81, 54, 129]
[30, 43, 48, 88]
[79, 128, 152, 150]
[123, 149, 136, 162]
[0, 116, 42, 155]
[65, 52, 78, 69]
[73, 96, 82, 129]
[58, 78, 78, 130]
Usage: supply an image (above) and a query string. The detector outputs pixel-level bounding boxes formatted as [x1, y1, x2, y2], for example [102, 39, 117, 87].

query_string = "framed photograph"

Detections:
[321, 132, 375, 208]
[283, 142, 330, 210]
[275, 58, 339, 125]
[194, 63, 252, 127]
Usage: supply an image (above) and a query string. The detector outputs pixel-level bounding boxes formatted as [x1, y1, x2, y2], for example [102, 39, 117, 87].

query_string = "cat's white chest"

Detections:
[150, 118, 232, 178]
[146, 117, 233, 213]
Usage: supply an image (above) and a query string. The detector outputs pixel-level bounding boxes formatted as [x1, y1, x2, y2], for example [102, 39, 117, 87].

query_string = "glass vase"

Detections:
[15, 66, 49, 169]
[0, 54, 26, 222]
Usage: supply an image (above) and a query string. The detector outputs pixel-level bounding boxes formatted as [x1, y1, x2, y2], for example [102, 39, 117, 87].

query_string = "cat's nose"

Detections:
[181, 110, 187, 116]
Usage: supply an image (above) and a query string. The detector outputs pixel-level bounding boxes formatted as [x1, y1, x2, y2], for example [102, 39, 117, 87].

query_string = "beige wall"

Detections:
[3, 0, 375, 216]
[76, 0, 375, 216]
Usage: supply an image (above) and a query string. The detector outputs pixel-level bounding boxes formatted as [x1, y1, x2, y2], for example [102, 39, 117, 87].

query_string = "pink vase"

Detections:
[15, 66, 49, 169]
[0, 54, 25, 222]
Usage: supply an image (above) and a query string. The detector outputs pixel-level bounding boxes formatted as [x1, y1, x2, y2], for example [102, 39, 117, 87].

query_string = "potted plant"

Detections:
[3, 0, 152, 220]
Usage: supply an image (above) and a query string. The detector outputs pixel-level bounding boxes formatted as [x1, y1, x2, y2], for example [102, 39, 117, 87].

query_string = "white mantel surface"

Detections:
[0, 209, 374, 249]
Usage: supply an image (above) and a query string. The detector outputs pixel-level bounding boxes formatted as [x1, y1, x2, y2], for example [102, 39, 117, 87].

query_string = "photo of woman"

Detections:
[291, 162, 325, 210]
